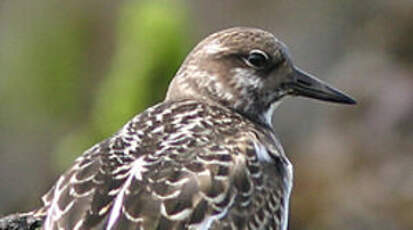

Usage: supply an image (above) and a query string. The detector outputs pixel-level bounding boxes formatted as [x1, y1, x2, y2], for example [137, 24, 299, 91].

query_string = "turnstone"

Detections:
[34, 27, 355, 230]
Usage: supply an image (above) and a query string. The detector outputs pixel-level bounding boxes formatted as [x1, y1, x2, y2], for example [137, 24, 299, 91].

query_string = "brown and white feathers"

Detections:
[36, 27, 355, 230]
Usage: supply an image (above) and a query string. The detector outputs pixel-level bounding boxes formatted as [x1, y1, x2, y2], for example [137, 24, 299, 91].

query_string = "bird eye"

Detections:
[245, 49, 269, 69]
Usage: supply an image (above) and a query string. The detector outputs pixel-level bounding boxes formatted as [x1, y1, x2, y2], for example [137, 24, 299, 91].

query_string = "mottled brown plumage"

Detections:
[34, 27, 355, 230]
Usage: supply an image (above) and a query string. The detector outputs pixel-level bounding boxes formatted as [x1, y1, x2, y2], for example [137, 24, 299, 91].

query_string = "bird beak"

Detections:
[285, 67, 356, 104]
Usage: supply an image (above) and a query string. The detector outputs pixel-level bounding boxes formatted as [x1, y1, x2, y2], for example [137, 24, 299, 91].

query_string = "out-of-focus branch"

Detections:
[0, 212, 43, 230]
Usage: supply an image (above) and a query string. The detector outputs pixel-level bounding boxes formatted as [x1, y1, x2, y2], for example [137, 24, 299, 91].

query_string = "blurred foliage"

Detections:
[54, 1, 191, 170]
[93, 1, 189, 137]
[0, 1, 89, 128]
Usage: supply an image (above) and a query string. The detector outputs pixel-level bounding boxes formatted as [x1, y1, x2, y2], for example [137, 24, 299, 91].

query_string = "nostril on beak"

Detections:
[296, 78, 312, 87]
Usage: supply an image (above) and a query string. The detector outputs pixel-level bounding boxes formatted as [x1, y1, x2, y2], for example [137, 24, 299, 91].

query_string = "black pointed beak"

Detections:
[286, 67, 356, 105]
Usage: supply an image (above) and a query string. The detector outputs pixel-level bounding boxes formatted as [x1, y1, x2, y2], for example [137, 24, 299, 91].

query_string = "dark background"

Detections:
[1, 0, 412, 229]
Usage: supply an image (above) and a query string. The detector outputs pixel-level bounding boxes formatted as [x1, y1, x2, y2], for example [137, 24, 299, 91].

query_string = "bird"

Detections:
[31, 27, 356, 230]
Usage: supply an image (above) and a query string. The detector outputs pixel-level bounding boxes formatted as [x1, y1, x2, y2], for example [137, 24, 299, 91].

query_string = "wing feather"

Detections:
[41, 101, 291, 230]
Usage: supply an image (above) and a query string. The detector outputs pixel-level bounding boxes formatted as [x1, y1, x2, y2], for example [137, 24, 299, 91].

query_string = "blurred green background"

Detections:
[0, 0, 412, 229]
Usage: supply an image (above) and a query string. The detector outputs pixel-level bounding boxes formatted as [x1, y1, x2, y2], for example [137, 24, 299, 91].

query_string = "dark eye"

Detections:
[245, 49, 269, 69]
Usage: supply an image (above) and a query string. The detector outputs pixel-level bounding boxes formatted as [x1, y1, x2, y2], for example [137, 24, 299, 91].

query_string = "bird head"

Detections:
[166, 27, 356, 126]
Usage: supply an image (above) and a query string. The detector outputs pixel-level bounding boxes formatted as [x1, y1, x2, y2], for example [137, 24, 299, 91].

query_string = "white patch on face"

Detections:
[231, 68, 262, 88]
[231, 67, 263, 109]
[264, 100, 282, 127]
[203, 40, 229, 54]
